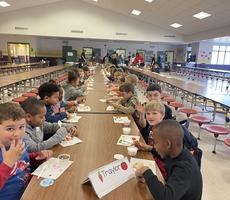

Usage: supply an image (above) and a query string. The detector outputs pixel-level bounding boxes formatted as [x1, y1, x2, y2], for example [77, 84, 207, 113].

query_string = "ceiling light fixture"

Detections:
[0, 1, 10, 7]
[170, 23, 183, 28]
[193, 12, 211, 19]
[131, 9, 141, 16]
[145, 0, 153, 2]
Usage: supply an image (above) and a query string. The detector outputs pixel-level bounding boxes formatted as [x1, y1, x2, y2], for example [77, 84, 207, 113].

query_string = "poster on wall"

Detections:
[83, 47, 93, 59]
[116, 49, 126, 58]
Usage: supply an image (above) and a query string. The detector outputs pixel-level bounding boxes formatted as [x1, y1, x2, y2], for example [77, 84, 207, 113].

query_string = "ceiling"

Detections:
[0, 0, 65, 13]
[81, 0, 230, 36]
[1, 0, 230, 39]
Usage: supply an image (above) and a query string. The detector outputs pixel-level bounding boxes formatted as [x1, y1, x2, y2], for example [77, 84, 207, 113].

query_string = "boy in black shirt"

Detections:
[135, 120, 202, 200]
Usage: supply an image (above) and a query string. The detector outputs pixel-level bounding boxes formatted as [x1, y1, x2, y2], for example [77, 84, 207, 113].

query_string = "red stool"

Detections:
[22, 92, 37, 98]
[224, 139, 230, 147]
[12, 96, 28, 103]
[161, 93, 169, 100]
[190, 116, 211, 140]
[179, 108, 197, 118]
[170, 102, 184, 111]
[163, 97, 175, 105]
[204, 125, 229, 153]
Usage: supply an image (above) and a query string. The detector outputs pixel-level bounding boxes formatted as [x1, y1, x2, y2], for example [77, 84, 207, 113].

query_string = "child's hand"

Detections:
[35, 150, 53, 160]
[135, 166, 149, 183]
[60, 107, 66, 112]
[134, 141, 152, 151]
[66, 112, 71, 119]
[0, 139, 25, 168]
[70, 126, 78, 136]
[135, 102, 145, 114]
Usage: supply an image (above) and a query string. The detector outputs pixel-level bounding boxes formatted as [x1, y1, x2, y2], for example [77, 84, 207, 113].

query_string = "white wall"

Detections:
[0, 34, 178, 58]
[0, 0, 184, 43]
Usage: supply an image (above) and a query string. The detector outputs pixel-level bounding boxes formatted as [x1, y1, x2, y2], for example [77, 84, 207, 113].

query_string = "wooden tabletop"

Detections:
[0, 62, 44, 69]
[83, 70, 119, 114]
[126, 67, 230, 108]
[21, 114, 160, 200]
[0, 64, 72, 88]
[21, 67, 162, 200]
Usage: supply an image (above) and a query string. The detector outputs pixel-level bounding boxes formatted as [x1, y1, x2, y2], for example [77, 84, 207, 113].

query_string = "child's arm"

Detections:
[135, 102, 146, 128]
[24, 125, 70, 152]
[45, 107, 67, 123]
[0, 140, 25, 189]
[0, 163, 12, 189]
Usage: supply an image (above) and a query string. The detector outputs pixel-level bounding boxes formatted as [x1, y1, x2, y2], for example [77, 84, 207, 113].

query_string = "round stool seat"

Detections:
[205, 125, 229, 136]
[224, 139, 230, 147]
[161, 93, 169, 99]
[22, 92, 37, 98]
[190, 116, 211, 125]
[180, 108, 197, 117]
[163, 97, 175, 104]
[170, 102, 183, 109]
[12, 96, 27, 103]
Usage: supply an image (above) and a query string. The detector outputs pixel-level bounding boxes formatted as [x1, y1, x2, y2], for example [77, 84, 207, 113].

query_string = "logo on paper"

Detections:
[98, 171, 103, 183]
[120, 162, 128, 171]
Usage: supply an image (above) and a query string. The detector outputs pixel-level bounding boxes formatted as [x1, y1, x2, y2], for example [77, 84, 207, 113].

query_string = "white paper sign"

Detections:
[83, 157, 135, 198]
[32, 157, 73, 180]
[87, 87, 94, 90]
[60, 136, 82, 147]
[106, 106, 114, 111]
[113, 116, 129, 124]
[62, 115, 82, 123]
[77, 106, 91, 112]
[117, 135, 140, 146]
[99, 99, 106, 103]
[130, 157, 156, 175]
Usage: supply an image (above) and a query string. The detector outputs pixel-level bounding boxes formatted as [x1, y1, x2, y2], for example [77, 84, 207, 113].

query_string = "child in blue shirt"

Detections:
[38, 82, 70, 123]
[0, 102, 52, 200]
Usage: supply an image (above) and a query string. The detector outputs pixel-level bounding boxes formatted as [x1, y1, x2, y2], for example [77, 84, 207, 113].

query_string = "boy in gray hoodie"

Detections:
[20, 97, 78, 152]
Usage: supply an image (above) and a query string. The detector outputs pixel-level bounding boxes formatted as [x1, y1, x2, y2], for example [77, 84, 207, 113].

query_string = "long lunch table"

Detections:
[0, 64, 73, 101]
[0, 62, 49, 75]
[125, 67, 230, 120]
[21, 67, 162, 200]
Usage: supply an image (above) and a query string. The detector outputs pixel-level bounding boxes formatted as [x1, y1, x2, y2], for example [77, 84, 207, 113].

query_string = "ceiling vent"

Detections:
[15, 26, 28, 30]
[116, 32, 128, 36]
[164, 35, 176, 38]
[71, 30, 84, 33]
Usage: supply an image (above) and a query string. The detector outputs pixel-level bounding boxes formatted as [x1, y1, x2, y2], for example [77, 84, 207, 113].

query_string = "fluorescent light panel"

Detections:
[0, 1, 10, 7]
[131, 9, 141, 15]
[145, 0, 153, 2]
[170, 23, 182, 28]
[92, 0, 98, 2]
[193, 12, 211, 19]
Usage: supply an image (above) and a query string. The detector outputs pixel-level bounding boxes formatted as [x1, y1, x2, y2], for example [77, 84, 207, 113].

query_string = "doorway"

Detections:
[7, 43, 30, 63]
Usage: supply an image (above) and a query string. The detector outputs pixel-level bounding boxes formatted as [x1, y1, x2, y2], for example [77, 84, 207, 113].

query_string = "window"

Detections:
[211, 45, 230, 65]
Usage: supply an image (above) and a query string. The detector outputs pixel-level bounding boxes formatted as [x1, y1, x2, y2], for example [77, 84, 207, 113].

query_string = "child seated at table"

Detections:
[136, 83, 172, 130]
[135, 101, 201, 175]
[62, 70, 84, 101]
[20, 97, 78, 152]
[0, 102, 52, 200]
[38, 82, 69, 123]
[135, 120, 203, 200]
[111, 83, 139, 121]
[125, 74, 139, 96]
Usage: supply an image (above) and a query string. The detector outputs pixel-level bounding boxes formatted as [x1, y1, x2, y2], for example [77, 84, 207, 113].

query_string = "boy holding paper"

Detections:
[135, 120, 202, 200]
[0, 102, 52, 200]
[20, 97, 78, 152]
